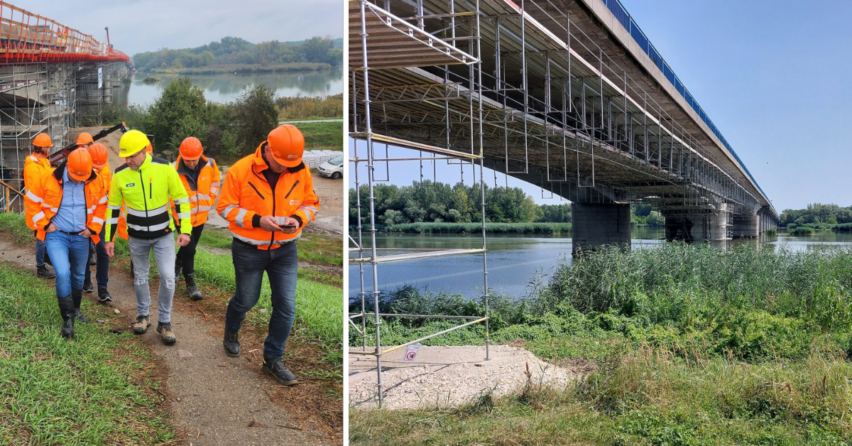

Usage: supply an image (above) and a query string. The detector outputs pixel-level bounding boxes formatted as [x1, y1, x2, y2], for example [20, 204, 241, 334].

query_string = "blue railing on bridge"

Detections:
[601, 0, 769, 204]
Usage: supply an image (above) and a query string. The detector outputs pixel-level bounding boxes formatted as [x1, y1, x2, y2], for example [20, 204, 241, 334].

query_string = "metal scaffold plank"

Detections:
[350, 248, 486, 264]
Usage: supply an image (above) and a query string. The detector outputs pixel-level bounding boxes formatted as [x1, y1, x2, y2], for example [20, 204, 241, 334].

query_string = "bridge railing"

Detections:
[600, 0, 769, 206]
[0, 2, 129, 63]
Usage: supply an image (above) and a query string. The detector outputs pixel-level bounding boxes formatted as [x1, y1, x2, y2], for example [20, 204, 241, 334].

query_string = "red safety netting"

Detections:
[0, 2, 129, 64]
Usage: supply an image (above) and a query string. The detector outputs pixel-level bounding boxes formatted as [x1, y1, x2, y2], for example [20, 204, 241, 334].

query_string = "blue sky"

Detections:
[350, 0, 852, 212]
[14, 0, 343, 58]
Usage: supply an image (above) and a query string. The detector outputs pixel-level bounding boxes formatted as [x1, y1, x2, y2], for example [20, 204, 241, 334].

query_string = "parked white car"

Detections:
[317, 155, 343, 179]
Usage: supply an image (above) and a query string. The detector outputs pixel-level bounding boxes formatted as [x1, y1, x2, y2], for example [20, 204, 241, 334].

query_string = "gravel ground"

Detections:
[348, 345, 577, 410]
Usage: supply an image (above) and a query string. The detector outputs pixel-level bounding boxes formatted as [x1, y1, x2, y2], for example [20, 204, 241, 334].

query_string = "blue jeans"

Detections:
[45, 231, 89, 298]
[84, 226, 109, 289]
[225, 240, 298, 359]
[36, 238, 46, 267]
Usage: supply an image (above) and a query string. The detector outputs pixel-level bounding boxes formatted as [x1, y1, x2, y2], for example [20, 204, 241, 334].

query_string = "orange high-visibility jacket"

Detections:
[22, 154, 51, 230]
[98, 162, 112, 193]
[170, 155, 221, 227]
[24, 161, 108, 243]
[216, 144, 319, 249]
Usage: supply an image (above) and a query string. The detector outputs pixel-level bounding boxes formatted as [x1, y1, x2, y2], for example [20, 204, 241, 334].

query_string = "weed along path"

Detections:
[0, 230, 340, 445]
[348, 345, 578, 410]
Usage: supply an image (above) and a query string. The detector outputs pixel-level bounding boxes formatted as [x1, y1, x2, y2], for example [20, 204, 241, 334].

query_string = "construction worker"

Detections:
[171, 137, 221, 301]
[217, 125, 319, 386]
[76, 132, 96, 268]
[120, 143, 153, 274]
[76, 132, 93, 150]
[25, 149, 107, 338]
[104, 131, 191, 346]
[23, 133, 55, 279]
[83, 143, 113, 302]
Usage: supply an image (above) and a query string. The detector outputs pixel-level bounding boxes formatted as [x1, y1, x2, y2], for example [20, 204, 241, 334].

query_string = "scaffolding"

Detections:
[350, 0, 778, 406]
[349, 0, 490, 409]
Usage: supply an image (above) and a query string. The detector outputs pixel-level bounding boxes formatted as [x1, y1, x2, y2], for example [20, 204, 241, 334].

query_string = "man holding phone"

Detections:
[216, 125, 319, 386]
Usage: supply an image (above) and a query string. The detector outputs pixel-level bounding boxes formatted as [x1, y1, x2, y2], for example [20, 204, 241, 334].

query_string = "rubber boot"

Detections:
[185, 273, 203, 301]
[72, 289, 89, 323]
[58, 296, 75, 338]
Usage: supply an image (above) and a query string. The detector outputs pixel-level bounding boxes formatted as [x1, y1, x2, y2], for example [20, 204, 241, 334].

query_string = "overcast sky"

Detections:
[14, 0, 343, 57]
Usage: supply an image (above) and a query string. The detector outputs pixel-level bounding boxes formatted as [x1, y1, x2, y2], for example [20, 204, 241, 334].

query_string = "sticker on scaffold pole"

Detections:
[402, 343, 421, 362]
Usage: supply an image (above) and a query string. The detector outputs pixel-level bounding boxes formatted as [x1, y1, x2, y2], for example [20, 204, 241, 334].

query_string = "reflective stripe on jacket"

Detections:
[22, 154, 51, 230]
[104, 154, 191, 241]
[170, 155, 221, 227]
[24, 161, 108, 242]
[215, 144, 319, 250]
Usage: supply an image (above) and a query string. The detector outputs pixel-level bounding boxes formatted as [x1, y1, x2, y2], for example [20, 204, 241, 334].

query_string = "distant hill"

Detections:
[133, 36, 342, 72]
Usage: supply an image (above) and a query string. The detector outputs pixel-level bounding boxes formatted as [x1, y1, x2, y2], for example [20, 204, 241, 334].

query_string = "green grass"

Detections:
[350, 243, 852, 445]
[378, 222, 572, 234]
[293, 121, 343, 151]
[199, 227, 342, 267]
[0, 264, 175, 444]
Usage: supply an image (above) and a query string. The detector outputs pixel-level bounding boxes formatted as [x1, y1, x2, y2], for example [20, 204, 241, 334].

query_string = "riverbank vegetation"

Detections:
[133, 36, 342, 72]
[99, 78, 341, 163]
[350, 243, 852, 444]
[277, 94, 342, 120]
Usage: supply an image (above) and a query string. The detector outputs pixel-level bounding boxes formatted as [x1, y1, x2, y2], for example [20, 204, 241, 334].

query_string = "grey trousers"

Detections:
[128, 234, 176, 323]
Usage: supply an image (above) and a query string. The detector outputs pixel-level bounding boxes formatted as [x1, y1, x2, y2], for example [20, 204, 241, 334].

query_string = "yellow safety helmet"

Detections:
[119, 130, 150, 158]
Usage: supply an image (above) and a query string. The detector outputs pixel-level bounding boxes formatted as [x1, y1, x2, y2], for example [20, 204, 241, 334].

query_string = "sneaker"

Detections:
[223, 330, 240, 357]
[262, 358, 298, 386]
[37, 265, 55, 279]
[157, 322, 176, 345]
[83, 280, 94, 293]
[97, 288, 112, 303]
[133, 315, 150, 334]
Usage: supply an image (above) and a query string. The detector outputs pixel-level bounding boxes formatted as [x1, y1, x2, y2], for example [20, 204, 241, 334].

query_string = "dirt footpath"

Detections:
[348, 345, 578, 410]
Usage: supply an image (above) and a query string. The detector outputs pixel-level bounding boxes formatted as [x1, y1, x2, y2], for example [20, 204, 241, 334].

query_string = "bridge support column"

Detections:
[732, 211, 759, 238]
[571, 203, 630, 255]
[663, 204, 729, 244]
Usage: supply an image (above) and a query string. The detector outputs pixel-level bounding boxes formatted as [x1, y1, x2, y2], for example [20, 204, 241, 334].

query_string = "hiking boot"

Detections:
[185, 273, 203, 301]
[223, 330, 240, 357]
[133, 315, 150, 334]
[97, 288, 112, 303]
[83, 278, 94, 293]
[57, 296, 75, 338]
[37, 265, 55, 279]
[262, 358, 298, 386]
[157, 322, 176, 345]
[71, 290, 89, 323]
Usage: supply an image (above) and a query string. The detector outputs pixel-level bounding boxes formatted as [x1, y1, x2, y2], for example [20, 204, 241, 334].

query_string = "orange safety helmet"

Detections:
[87, 143, 109, 169]
[266, 125, 304, 168]
[67, 149, 93, 182]
[179, 137, 203, 161]
[33, 133, 52, 148]
[76, 132, 94, 146]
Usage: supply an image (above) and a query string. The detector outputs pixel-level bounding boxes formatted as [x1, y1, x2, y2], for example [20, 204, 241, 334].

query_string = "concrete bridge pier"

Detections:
[571, 202, 631, 255]
[732, 210, 759, 238]
[663, 204, 730, 244]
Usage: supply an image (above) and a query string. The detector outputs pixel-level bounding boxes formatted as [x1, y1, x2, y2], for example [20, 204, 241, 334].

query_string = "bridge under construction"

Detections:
[0, 1, 131, 211]
[349, 0, 779, 406]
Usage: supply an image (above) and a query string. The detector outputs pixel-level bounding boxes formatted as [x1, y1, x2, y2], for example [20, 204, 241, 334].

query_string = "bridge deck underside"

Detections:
[351, 0, 767, 214]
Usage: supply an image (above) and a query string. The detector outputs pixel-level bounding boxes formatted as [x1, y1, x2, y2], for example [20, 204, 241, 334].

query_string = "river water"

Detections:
[348, 228, 852, 301]
[126, 67, 343, 106]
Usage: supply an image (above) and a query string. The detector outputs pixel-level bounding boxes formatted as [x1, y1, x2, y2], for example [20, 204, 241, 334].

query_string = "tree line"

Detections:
[780, 203, 852, 227]
[348, 181, 670, 227]
[133, 36, 342, 72]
